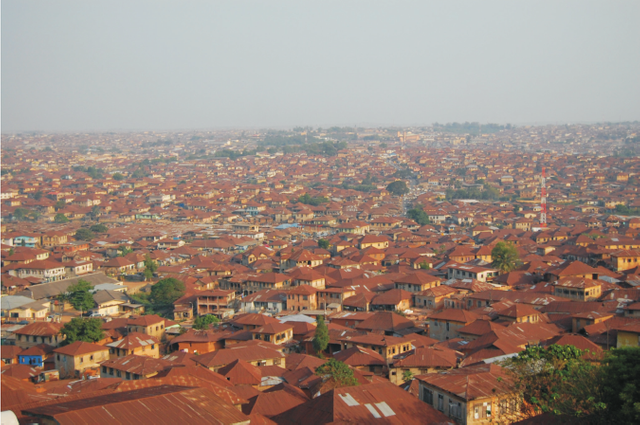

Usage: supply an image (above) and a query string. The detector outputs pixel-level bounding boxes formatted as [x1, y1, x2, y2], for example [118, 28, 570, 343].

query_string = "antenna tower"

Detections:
[540, 167, 547, 227]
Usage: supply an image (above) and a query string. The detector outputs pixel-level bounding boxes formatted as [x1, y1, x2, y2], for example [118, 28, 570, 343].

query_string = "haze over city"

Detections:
[2, 0, 640, 133]
[2, 2, 640, 425]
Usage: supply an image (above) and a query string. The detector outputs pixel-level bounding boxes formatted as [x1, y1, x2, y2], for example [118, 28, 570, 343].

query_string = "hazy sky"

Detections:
[2, 1, 639, 133]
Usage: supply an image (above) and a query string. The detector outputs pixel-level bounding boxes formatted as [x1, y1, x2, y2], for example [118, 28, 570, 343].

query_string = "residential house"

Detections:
[53, 341, 110, 378]
[416, 364, 520, 425]
[389, 346, 459, 385]
[287, 285, 318, 312]
[127, 315, 167, 340]
[428, 309, 479, 341]
[100, 354, 172, 380]
[13, 322, 65, 350]
[106, 332, 160, 359]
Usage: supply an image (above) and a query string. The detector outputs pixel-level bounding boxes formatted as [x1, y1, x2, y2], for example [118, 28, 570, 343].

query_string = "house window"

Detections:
[437, 394, 444, 411]
[57, 355, 60, 361]
[90, 355, 94, 361]
[126, 372, 131, 379]
[102, 366, 107, 373]
[80, 357, 83, 364]
[423, 388, 433, 404]
[449, 401, 462, 419]
[446, 322, 450, 331]
[474, 403, 491, 419]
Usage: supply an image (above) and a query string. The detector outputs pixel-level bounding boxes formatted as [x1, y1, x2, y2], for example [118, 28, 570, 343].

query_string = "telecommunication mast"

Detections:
[540, 167, 547, 227]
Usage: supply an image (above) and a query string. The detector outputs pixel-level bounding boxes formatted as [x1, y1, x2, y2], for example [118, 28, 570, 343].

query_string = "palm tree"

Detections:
[491, 241, 520, 273]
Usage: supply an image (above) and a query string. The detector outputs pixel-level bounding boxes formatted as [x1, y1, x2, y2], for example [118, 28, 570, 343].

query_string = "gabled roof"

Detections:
[21, 385, 250, 424]
[333, 345, 386, 367]
[393, 346, 459, 369]
[355, 311, 415, 333]
[232, 313, 281, 328]
[14, 322, 63, 337]
[243, 386, 309, 418]
[428, 309, 479, 324]
[217, 359, 262, 385]
[271, 381, 451, 425]
[53, 341, 109, 356]
[457, 319, 506, 336]
[101, 354, 172, 375]
[127, 314, 165, 327]
[193, 341, 284, 369]
[107, 332, 159, 350]
[416, 364, 514, 400]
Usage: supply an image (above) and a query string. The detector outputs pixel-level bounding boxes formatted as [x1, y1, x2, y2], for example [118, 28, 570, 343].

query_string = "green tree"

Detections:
[502, 344, 604, 419]
[315, 358, 359, 388]
[312, 315, 329, 357]
[193, 314, 220, 329]
[33, 191, 43, 201]
[407, 206, 430, 225]
[55, 200, 66, 210]
[491, 241, 520, 273]
[12, 208, 29, 221]
[298, 193, 329, 206]
[131, 168, 145, 179]
[599, 347, 640, 423]
[318, 238, 330, 250]
[118, 245, 133, 257]
[402, 369, 414, 382]
[150, 278, 185, 306]
[61, 318, 104, 345]
[90, 205, 101, 219]
[143, 254, 158, 280]
[112, 172, 125, 181]
[386, 180, 409, 196]
[75, 228, 95, 241]
[418, 261, 431, 270]
[60, 279, 95, 313]
[90, 224, 108, 233]
[54, 213, 70, 223]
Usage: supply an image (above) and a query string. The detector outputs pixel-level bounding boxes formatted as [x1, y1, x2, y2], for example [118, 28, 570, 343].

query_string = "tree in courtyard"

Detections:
[193, 314, 220, 330]
[312, 315, 329, 357]
[54, 213, 69, 223]
[59, 279, 95, 313]
[75, 228, 95, 241]
[12, 208, 29, 221]
[112, 172, 125, 181]
[117, 245, 133, 257]
[315, 358, 359, 388]
[407, 205, 430, 225]
[143, 254, 158, 280]
[55, 200, 66, 210]
[491, 241, 520, 273]
[318, 238, 330, 250]
[90, 224, 108, 233]
[61, 318, 104, 345]
[150, 278, 185, 306]
[386, 180, 409, 196]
